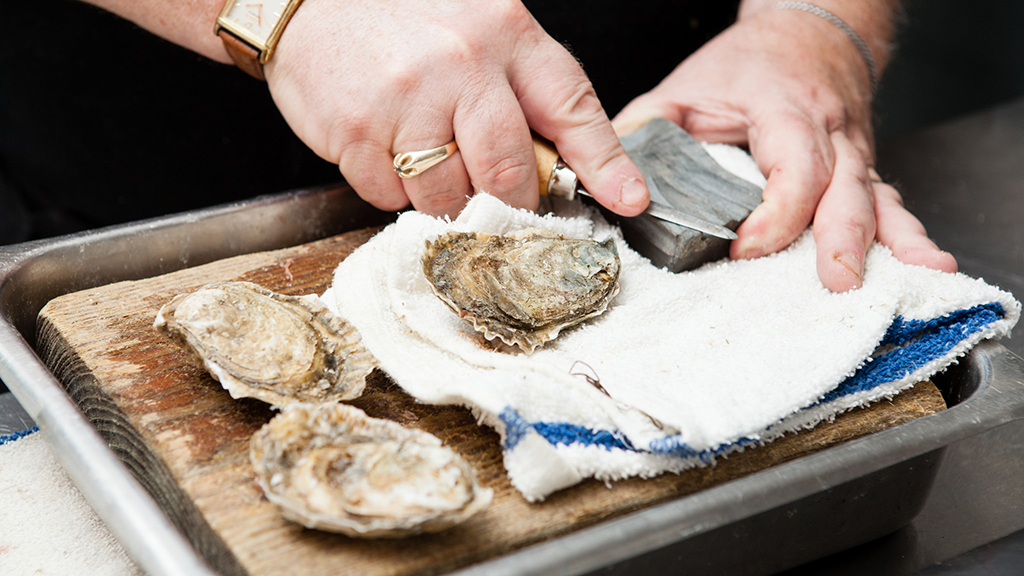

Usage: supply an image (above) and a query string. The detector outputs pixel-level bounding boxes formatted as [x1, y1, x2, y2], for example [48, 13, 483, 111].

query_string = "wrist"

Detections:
[738, 0, 896, 79]
[214, 0, 308, 80]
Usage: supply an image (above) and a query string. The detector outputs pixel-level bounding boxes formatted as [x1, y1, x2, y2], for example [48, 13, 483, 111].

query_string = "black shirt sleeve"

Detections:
[0, 0, 738, 243]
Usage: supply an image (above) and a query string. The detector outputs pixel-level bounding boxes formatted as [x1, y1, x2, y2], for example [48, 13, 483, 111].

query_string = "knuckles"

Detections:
[469, 153, 535, 196]
[275, 0, 553, 213]
[873, 181, 906, 208]
[552, 79, 606, 127]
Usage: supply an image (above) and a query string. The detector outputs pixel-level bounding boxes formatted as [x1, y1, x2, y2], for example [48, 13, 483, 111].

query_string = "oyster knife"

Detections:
[533, 133, 738, 240]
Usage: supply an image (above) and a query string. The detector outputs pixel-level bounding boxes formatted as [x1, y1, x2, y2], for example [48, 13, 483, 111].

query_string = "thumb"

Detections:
[512, 37, 650, 216]
[612, 94, 681, 136]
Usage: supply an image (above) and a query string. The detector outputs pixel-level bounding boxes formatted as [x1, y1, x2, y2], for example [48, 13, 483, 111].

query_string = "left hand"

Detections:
[612, 7, 957, 292]
[264, 0, 649, 222]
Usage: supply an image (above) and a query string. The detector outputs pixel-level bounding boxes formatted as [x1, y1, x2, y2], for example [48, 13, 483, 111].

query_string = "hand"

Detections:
[612, 7, 956, 291]
[263, 0, 649, 219]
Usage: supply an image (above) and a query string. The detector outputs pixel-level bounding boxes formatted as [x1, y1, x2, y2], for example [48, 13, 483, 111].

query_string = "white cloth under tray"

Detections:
[322, 194, 1019, 501]
[0, 428, 141, 575]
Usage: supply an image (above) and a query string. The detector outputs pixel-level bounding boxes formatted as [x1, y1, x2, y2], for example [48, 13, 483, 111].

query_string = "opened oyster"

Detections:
[250, 402, 492, 537]
[154, 281, 375, 407]
[422, 229, 620, 353]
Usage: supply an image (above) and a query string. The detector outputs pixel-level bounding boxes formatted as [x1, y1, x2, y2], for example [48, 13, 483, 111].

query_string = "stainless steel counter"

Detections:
[879, 98, 1024, 359]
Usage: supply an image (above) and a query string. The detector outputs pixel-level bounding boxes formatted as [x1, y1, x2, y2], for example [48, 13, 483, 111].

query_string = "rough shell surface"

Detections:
[250, 402, 492, 538]
[153, 281, 375, 407]
[422, 229, 621, 353]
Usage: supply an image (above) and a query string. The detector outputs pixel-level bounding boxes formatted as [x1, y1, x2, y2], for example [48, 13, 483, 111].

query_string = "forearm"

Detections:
[81, 0, 231, 63]
[738, 0, 899, 76]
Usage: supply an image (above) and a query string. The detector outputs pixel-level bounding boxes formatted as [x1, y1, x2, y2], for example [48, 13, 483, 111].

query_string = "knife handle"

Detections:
[532, 134, 579, 200]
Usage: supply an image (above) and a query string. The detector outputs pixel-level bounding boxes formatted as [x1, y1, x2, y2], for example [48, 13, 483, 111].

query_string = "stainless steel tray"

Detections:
[2, 184, 1023, 576]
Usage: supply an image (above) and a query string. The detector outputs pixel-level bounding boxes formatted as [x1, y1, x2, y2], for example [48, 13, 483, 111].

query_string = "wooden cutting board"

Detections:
[35, 228, 947, 576]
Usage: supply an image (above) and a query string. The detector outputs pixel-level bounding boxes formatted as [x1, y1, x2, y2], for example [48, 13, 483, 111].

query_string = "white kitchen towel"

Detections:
[0, 428, 141, 575]
[323, 194, 1019, 501]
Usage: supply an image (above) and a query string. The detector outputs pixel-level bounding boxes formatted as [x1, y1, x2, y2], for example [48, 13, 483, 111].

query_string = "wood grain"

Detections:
[35, 228, 946, 576]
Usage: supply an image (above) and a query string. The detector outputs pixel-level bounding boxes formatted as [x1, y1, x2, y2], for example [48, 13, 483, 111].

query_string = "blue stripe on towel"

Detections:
[502, 303, 1007, 461]
[819, 302, 1004, 404]
[500, 407, 531, 450]
[653, 303, 1006, 457]
[531, 421, 636, 451]
[0, 426, 39, 446]
[648, 434, 762, 461]
[500, 407, 634, 451]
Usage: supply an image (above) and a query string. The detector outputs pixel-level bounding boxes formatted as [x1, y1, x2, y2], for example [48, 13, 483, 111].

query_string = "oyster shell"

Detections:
[422, 229, 620, 353]
[154, 281, 375, 407]
[250, 402, 492, 537]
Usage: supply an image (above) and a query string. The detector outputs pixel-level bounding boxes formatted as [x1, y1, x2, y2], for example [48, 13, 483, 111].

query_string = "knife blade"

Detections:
[533, 136, 738, 240]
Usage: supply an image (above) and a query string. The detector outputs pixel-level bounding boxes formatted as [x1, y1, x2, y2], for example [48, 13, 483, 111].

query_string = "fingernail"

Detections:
[734, 237, 766, 260]
[619, 177, 648, 207]
[739, 247, 766, 260]
[833, 251, 864, 284]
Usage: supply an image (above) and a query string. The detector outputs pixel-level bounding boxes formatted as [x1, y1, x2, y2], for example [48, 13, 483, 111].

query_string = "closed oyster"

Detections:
[154, 281, 375, 407]
[422, 229, 620, 353]
[250, 402, 492, 538]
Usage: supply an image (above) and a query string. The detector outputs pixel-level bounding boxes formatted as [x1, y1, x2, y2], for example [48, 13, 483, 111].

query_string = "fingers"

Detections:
[337, 137, 411, 213]
[390, 107, 473, 217]
[451, 83, 538, 213]
[810, 132, 876, 292]
[612, 94, 680, 137]
[512, 38, 649, 216]
[731, 113, 877, 292]
[349, 32, 646, 219]
[872, 169, 958, 273]
[339, 124, 474, 218]
[274, 0, 645, 220]
[390, 82, 541, 217]
[334, 113, 470, 217]
[731, 110, 833, 261]
[345, 83, 538, 219]
[395, 147, 474, 218]
[729, 114, 952, 292]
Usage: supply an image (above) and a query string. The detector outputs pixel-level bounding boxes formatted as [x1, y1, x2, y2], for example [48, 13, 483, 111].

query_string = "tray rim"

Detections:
[2, 185, 1023, 576]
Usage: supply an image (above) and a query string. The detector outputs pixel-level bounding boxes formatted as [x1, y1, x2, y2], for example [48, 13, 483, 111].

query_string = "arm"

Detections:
[81, 0, 230, 63]
[78, 0, 651, 220]
[739, 0, 898, 75]
[615, 0, 956, 291]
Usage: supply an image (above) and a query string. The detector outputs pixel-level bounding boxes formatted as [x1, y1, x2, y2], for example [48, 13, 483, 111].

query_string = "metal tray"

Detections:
[2, 185, 1023, 576]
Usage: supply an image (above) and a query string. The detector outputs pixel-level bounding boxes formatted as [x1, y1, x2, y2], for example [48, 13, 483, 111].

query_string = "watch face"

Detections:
[219, 1, 294, 48]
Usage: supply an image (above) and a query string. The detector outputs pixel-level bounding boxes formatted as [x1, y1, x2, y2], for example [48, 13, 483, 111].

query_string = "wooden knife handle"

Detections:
[532, 133, 579, 200]
[533, 133, 561, 197]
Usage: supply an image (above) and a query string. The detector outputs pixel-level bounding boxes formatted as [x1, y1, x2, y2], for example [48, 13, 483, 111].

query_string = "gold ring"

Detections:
[393, 140, 458, 179]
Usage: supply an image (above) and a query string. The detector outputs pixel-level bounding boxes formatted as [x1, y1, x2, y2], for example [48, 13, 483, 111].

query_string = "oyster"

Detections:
[422, 229, 620, 353]
[154, 281, 375, 407]
[250, 402, 492, 537]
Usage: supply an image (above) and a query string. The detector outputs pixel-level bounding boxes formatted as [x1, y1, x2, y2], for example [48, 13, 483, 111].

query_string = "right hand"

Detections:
[611, 7, 956, 292]
[263, 0, 650, 219]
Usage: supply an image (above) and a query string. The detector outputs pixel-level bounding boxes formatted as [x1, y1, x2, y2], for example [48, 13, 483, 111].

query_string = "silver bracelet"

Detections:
[771, 1, 878, 91]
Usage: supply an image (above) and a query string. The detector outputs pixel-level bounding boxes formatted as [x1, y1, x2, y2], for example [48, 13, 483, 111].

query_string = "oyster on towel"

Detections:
[154, 281, 375, 407]
[250, 402, 492, 537]
[422, 229, 620, 353]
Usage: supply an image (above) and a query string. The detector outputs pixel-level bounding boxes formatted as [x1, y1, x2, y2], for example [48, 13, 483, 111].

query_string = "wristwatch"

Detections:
[214, 0, 305, 81]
